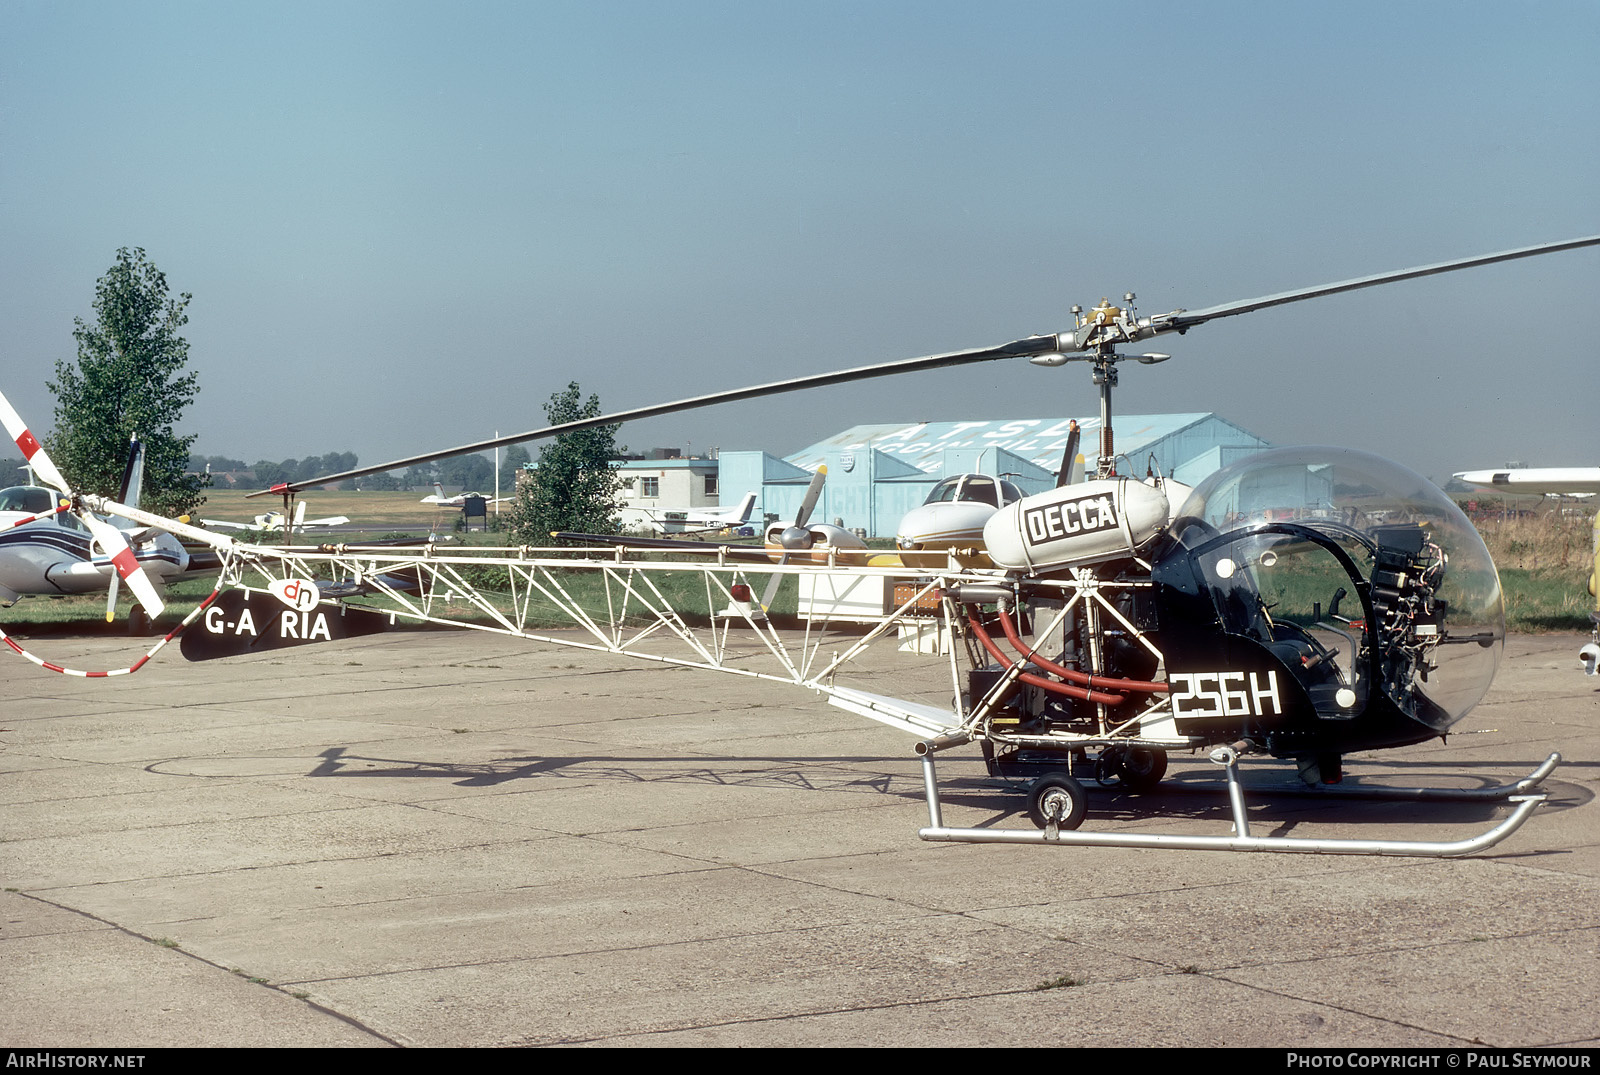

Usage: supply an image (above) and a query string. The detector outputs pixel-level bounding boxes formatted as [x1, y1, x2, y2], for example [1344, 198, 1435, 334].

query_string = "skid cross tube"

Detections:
[915, 748, 1555, 857]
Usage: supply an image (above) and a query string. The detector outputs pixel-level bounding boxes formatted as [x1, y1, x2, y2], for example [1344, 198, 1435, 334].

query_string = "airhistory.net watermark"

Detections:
[5, 1055, 145, 1069]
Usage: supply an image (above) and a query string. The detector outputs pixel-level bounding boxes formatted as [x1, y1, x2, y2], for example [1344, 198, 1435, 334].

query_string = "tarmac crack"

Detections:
[1, 890, 405, 1047]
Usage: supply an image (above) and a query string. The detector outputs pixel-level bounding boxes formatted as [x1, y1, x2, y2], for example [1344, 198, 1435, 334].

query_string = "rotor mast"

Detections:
[1031, 293, 1169, 479]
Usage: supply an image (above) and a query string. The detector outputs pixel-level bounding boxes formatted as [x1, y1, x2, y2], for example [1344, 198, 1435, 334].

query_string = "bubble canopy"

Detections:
[1164, 447, 1504, 734]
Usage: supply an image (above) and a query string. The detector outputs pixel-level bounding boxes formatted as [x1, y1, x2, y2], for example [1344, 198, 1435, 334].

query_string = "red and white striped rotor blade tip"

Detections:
[0, 389, 70, 494]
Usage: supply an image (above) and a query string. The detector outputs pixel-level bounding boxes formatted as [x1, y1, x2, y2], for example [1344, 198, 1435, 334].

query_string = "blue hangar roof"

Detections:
[782, 413, 1270, 485]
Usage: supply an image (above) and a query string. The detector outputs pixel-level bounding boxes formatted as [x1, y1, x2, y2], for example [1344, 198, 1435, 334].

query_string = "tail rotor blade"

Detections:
[81, 513, 165, 618]
[0, 390, 70, 493]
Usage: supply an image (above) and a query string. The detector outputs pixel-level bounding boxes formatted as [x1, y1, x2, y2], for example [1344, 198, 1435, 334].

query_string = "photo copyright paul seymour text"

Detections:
[1286, 1055, 1592, 1069]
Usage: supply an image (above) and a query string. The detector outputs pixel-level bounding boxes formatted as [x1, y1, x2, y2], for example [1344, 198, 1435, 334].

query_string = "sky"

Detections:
[2, 0, 1596, 485]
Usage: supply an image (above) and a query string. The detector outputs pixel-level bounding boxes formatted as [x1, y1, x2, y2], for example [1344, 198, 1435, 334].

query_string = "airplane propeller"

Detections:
[776, 465, 829, 550]
[0, 391, 166, 619]
[1056, 420, 1082, 488]
[259, 233, 1599, 498]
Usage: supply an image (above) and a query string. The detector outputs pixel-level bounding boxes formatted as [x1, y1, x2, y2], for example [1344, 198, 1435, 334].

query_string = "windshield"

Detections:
[0, 486, 54, 514]
[1171, 446, 1503, 731]
[1159, 521, 1374, 718]
[923, 475, 1001, 507]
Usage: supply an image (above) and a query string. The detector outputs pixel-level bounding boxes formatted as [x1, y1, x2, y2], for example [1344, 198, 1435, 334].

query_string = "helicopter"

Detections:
[4, 233, 1596, 855]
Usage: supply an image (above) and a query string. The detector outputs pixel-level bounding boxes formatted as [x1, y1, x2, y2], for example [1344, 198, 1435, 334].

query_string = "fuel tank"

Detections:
[982, 478, 1169, 571]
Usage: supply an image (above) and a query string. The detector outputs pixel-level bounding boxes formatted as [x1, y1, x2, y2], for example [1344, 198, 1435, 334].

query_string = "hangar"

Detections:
[716, 412, 1271, 539]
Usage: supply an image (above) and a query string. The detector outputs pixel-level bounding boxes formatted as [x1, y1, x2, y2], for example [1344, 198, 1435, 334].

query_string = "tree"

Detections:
[48, 248, 204, 516]
[498, 444, 531, 493]
[401, 463, 437, 491]
[438, 453, 494, 492]
[506, 383, 621, 544]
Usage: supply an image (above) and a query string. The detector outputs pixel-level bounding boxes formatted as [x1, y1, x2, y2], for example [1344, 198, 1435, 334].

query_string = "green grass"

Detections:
[1499, 567, 1595, 632]
[0, 551, 805, 633]
[1, 575, 225, 634]
[198, 488, 464, 533]
[1033, 974, 1080, 991]
[4, 508, 1594, 633]
[340, 556, 807, 628]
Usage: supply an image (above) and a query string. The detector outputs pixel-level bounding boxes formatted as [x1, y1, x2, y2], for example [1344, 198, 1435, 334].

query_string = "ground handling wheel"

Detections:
[1027, 773, 1087, 832]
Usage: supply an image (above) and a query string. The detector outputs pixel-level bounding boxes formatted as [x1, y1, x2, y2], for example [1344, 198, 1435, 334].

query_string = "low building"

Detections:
[614, 457, 720, 532]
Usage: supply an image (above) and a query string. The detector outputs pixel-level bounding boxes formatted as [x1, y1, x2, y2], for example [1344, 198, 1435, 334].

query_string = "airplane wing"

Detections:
[1454, 468, 1600, 496]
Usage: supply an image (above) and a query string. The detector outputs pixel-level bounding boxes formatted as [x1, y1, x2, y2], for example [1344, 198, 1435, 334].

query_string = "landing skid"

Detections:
[916, 748, 1559, 857]
[1205, 752, 1562, 803]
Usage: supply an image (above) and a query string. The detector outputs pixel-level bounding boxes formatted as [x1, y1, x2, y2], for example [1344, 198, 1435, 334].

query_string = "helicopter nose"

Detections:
[1580, 641, 1599, 676]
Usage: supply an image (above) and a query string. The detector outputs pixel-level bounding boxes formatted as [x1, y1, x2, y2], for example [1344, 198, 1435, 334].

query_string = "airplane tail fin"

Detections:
[734, 491, 757, 523]
[294, 500, 308, 526]
[117, 434, 145, 508]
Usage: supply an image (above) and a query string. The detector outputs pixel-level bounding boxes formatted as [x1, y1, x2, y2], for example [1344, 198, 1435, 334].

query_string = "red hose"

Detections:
[966, 612, 1126, 705]
[994, 607, 1169, 694]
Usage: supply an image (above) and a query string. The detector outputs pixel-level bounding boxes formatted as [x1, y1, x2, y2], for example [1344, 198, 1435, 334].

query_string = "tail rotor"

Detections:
[0, 391, 166, 619]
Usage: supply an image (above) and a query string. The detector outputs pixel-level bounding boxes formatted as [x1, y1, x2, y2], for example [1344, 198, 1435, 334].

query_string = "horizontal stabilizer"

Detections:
[824, 685, 962, 739]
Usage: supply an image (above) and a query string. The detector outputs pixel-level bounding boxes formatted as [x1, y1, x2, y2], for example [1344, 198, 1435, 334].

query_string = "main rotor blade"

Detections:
[1154, 234, 1600, 333]
[248, 336, 1063, 497]
[0, 389, 70, 493]
[257, 233, 1599, 498]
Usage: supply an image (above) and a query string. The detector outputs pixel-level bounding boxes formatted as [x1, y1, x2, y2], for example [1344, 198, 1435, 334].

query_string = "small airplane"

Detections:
[0, 419, 187, 623]
[1453, 466, 1600, 675]
[204, 499, 351, 534]
[572, 467, 868, 566]
[421, 482, 511, 508]
[1452, 467, 1600, 497]
[895, 473, 1028, 551]
[623, 491, 760, 537]
[7, 232, 1599, 859]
